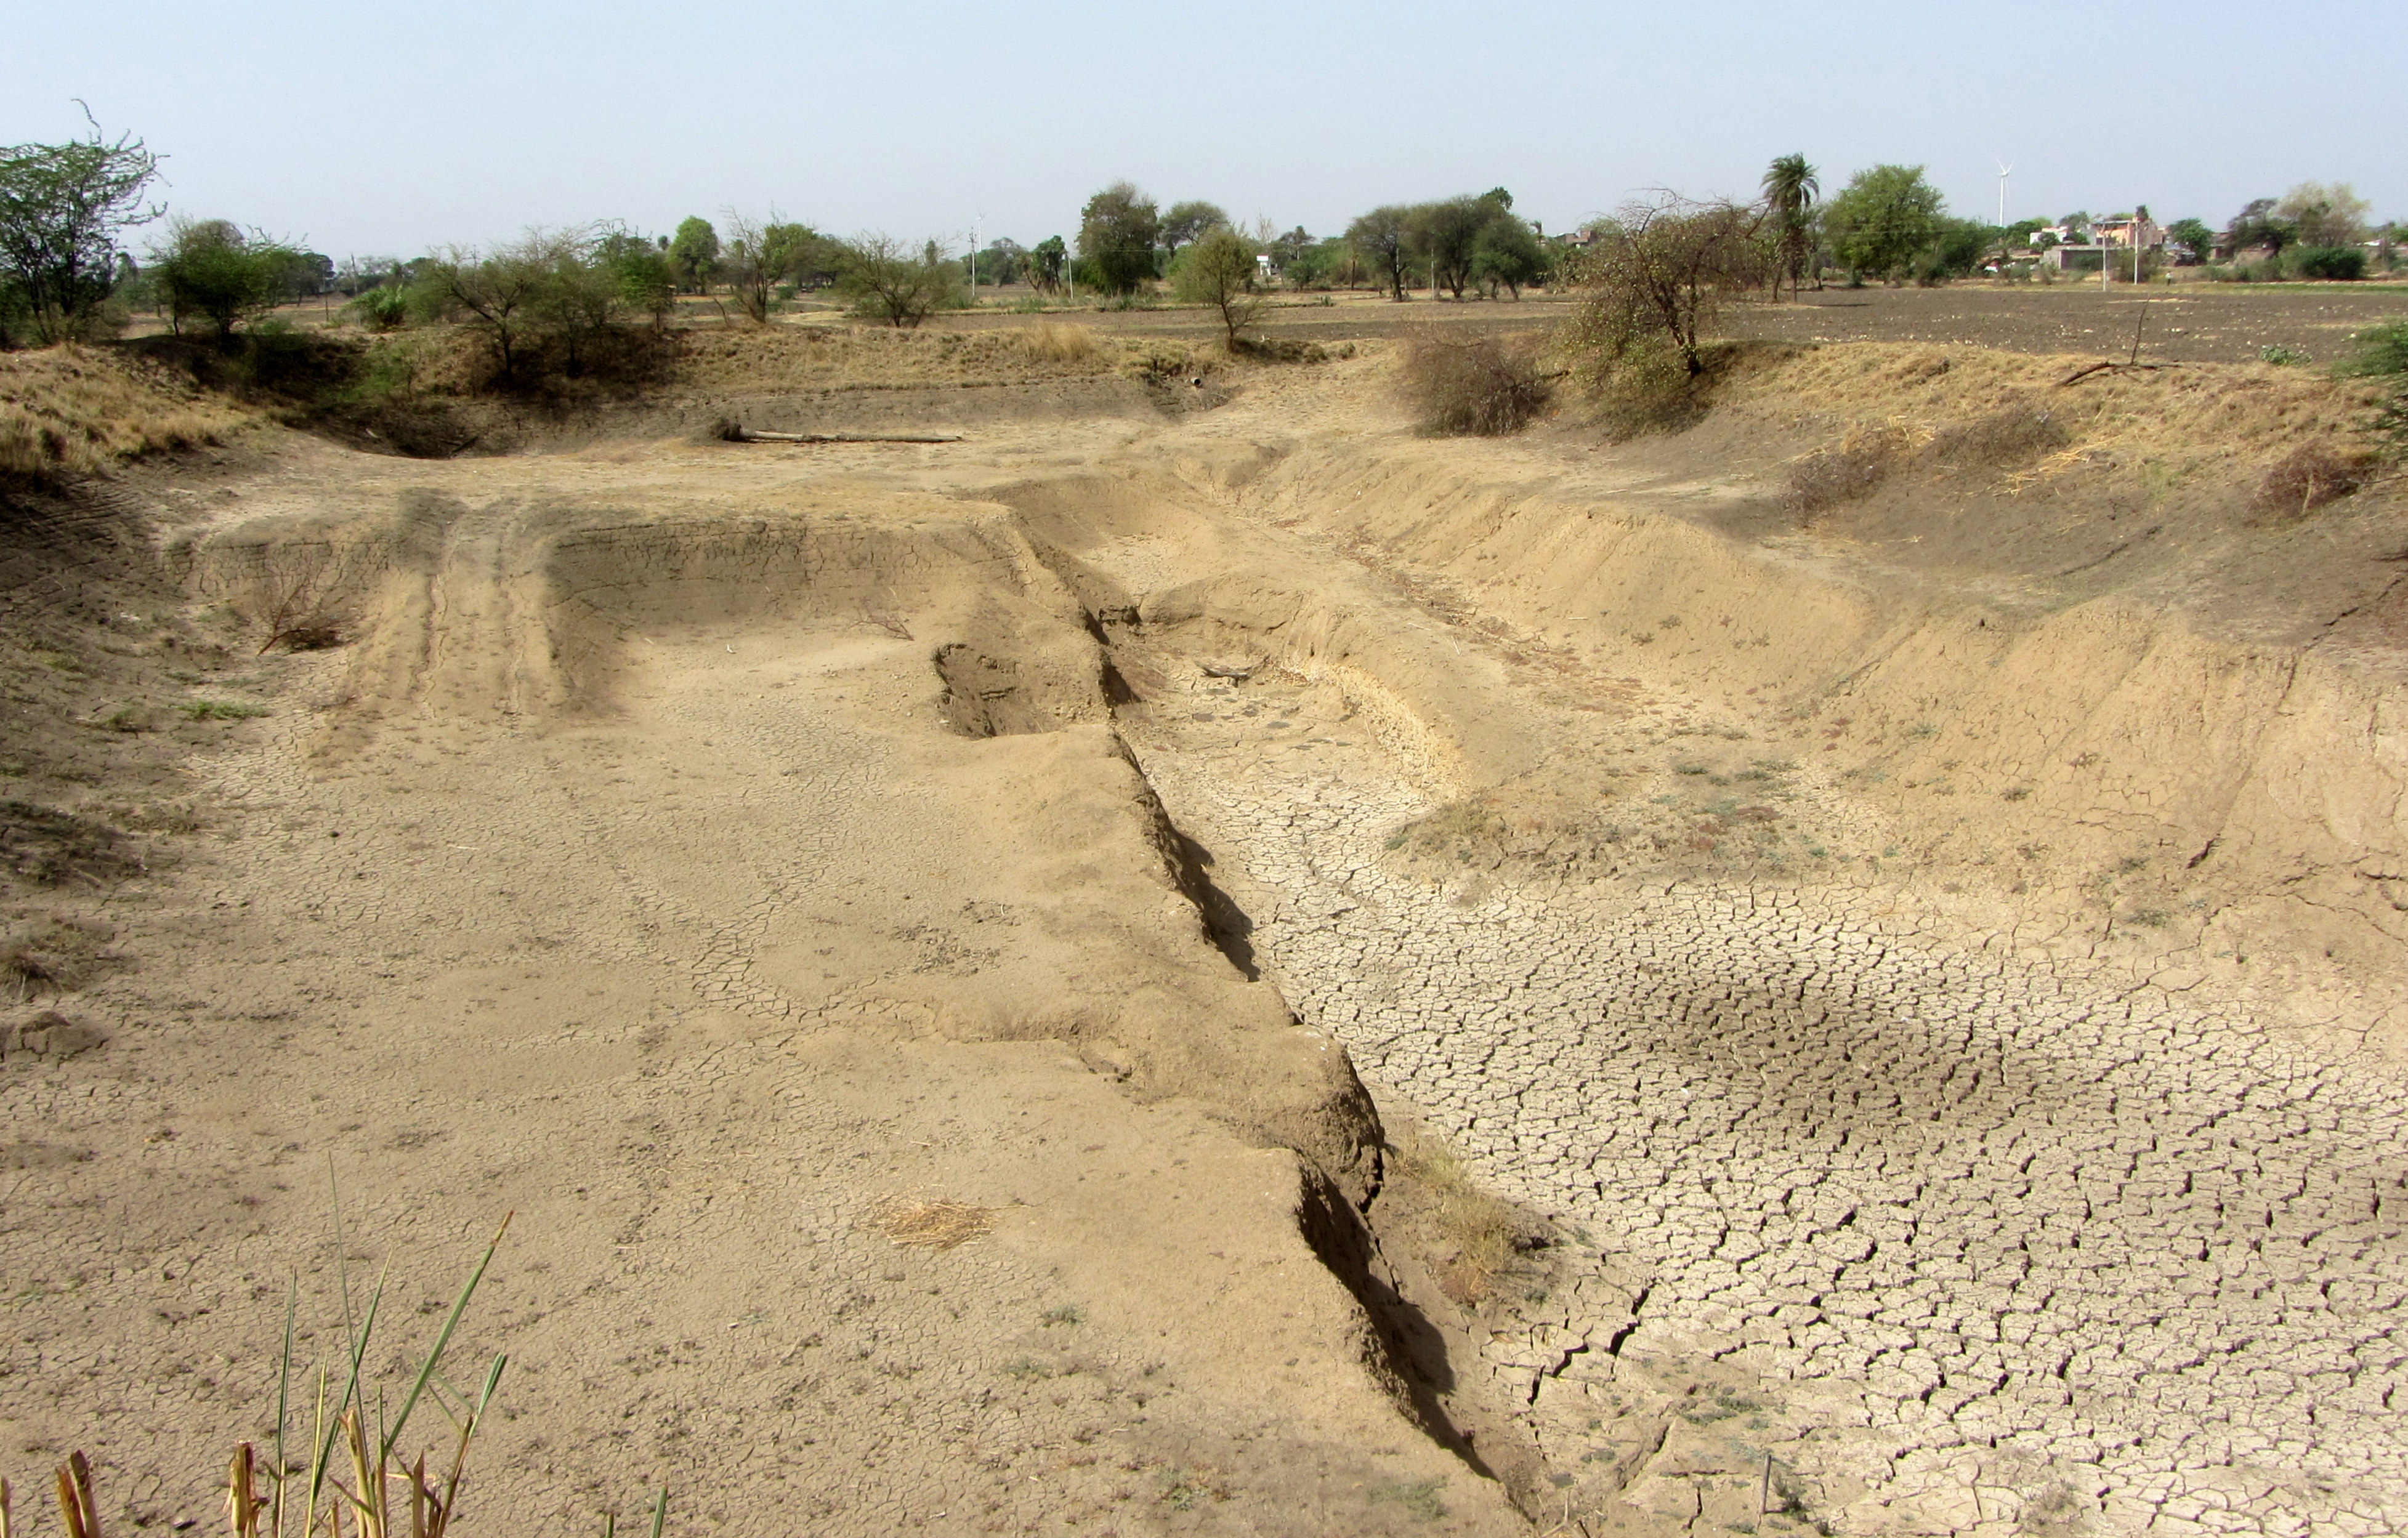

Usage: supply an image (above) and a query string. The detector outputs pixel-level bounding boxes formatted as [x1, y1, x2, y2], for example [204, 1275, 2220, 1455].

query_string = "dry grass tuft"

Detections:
[2, 913, 119, 999]
[1387, 1131, 1527, 1307]
[2255, 443, 2369, 520]
[1016, 322, 1097, 363]
[0, 346, 258, 480]
[1400, 333, 1553, 436]
[870, 1194, 995, 1249]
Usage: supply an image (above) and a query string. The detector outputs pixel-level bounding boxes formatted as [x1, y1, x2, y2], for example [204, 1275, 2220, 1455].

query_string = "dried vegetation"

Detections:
[1753, 344, 2392, 519]
[1384, 1128, 1533, 1307]
[1399, 333, 1553, 436]
[0, 346, 258, 480]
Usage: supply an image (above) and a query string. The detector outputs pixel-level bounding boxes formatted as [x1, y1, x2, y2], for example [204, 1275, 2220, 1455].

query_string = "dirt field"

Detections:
[921, 281, 2408, 367]
[4, 327, 2405, 1537]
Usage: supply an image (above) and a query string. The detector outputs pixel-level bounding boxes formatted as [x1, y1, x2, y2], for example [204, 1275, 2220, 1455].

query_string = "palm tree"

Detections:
[1761, 154, 1820, 299]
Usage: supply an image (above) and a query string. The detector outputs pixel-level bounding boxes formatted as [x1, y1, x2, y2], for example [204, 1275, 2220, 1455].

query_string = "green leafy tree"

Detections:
[1160, 201, 1228, 256]
[1917, 217, 1993, 284]
[971, 238, 1024, 287]
[1078, 183, 1160, 295]
[1822, 164, 1947, 284]
[422, 236, 560, 382]
[0, 122, 161, 343]
[1171, 227, 1266, 346]
[669, 216, 719, 293]
[1345, 206, 1413, 300]
[1408, 196, 1492, 298]
[1281, 236, 1357, 290]
[1028, 235, 1068, 296]
[2227, 199, 2294, 261]
[1470, 215, 1548, 299]
[530, 233, 624, 374]
[152, 218, 300, 343]
[2164, 217, 2215, 264]
[721, 212, 824, 324]
[1760, 153, 1820, 297]
[599, 231, 676, 329]
[833, 234, 960, 328]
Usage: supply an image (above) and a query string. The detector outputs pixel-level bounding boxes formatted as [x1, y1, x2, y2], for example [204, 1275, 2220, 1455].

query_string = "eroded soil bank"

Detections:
[5, 338, 2405, 1537]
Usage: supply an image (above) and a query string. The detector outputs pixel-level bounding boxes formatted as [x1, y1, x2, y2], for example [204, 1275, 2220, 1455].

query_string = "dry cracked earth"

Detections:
[6, 352, 2406, 1538]
[1123, 662, 2405, 1537]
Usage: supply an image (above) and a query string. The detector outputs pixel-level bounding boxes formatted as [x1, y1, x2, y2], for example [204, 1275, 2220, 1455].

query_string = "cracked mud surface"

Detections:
[1116, 624, 2407, 1538]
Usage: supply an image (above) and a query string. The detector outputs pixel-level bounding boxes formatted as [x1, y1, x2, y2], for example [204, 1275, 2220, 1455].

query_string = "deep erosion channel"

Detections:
[1109, 601, 2408, 1537]
[157, 432, 2408, 1537]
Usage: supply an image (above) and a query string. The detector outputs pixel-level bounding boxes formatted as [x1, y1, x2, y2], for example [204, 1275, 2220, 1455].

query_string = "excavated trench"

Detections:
[1002, 473, 2408, 1538]
[166, 448, 2408, 1538]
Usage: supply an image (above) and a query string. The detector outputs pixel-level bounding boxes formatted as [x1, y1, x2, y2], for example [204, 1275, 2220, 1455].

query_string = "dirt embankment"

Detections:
[1119, 345, 2408, 1052]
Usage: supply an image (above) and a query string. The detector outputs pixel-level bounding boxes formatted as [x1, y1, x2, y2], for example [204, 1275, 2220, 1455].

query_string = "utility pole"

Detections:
[969, 223, 977, 307]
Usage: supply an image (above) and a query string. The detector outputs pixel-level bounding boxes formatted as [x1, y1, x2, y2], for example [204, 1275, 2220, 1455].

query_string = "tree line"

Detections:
[6, 113, 2399, 368]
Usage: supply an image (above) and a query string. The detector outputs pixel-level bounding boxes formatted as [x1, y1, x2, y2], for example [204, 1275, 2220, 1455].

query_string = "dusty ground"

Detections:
[4, 327, 2406, 1537]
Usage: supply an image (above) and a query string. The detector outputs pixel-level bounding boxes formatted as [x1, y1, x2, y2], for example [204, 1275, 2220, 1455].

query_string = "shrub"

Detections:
[2340, 321, 2408, 379]
[1784, 424, 1912, 513]
[1400, 333, 1552, 435]
[347, 284, 411, 331]
[833, 235, 961, 328]
[152, 220, 300, 343]
[2255, 443, 2366, 518]
[2260, 344, 2311, 366]
[1588, 333, 1721, 438]
[2290, 246, 2366, 281]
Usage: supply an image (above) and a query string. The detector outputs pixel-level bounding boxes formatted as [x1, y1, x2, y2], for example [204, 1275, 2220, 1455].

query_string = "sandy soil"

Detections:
[5, 331, 2406, 1538]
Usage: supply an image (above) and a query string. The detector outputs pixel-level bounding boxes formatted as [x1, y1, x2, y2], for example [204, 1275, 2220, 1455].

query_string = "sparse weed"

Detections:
[183, 699, 272, 720]
[1388, 1131, 1530, 1307]
[1369, 1477, 1448, 1520]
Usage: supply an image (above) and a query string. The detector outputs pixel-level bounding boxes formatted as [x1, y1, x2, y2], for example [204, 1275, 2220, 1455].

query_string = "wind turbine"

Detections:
[1997, 161, 2013, 230]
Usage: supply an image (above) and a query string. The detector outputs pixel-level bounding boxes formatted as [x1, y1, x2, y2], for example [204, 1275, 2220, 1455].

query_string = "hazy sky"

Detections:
[12, 0, 2401, 259]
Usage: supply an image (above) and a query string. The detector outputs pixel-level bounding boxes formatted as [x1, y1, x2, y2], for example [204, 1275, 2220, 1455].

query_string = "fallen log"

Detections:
[743, 429, 964, 444]
[711, 417, 963, 445]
